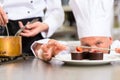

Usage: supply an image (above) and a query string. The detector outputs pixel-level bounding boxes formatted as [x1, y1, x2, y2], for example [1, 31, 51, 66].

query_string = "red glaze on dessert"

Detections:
[76, 47, 83, 53]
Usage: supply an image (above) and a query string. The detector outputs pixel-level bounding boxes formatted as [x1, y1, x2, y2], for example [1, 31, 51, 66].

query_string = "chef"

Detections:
[69, 0, 120, 55]
[0, 0, 64, 55]
[69, 0, 115, 54]
[30, 0, 120, 61]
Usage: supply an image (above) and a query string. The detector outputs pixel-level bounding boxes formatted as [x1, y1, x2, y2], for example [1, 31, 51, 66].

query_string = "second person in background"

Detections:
[0, 0, 64, 55]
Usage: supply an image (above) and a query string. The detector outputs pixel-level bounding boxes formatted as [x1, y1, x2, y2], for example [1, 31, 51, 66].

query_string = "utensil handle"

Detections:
[5, 25, 9, 36]
[67, 45, 115, 51]
[79, 46, 115, 51]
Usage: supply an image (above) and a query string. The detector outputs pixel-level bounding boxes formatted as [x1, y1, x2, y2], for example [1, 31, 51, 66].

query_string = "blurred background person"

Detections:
[0, 0, 64, 55]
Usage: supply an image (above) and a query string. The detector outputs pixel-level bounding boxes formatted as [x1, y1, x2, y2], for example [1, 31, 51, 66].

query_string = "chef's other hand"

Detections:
[47, 39, 68, 55]
[41, 40, 67, 61]
[33, 43, 53, 61]
[41, 45, 53, 61]
[0, 6, 8, 26]
[18, 21, 48, 37]
[115, 48, 120, 53]
[34, 39, 67, 61]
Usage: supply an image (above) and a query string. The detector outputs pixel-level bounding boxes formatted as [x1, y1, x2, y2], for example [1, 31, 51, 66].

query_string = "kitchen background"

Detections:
[51, 0, 120, 41]
[0, 0, 120, 41]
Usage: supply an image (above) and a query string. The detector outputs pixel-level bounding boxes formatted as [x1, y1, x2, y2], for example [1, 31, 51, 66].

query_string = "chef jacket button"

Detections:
[30, 0, 33, 3]
[27, 11, 30, 14]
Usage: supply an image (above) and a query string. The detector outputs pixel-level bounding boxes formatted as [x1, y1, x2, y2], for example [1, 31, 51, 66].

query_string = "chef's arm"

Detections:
[41, 0, 64, 38]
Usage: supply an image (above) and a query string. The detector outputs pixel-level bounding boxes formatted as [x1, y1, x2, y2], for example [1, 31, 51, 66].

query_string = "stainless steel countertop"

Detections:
[0, 56, 120, 80]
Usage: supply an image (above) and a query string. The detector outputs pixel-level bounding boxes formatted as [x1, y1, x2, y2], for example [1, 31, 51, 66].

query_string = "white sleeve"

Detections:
[41, 0, 64, 38]
[110, 40, 120, 54]
[0, 0, 3, 7]
[31, 39, 50, 58]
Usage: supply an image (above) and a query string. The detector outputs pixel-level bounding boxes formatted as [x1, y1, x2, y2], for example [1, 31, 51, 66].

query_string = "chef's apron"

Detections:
[3, 17, 43, 56]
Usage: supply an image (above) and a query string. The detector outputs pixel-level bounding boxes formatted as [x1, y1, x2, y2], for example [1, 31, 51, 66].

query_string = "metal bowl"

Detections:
[0, 36, 22, 57]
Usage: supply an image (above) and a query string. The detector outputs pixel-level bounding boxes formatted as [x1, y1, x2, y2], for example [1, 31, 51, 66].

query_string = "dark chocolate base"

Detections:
[71, 52, 103, 60]
[71, 52, 83, 60]
[89, 53, 103, 60]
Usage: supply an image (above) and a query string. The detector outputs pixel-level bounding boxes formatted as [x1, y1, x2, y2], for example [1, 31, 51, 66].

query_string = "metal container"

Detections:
[0, 36, 22, 57]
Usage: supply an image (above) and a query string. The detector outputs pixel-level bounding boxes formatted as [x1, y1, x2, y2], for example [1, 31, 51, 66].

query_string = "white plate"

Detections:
[53, 54, 120, 65]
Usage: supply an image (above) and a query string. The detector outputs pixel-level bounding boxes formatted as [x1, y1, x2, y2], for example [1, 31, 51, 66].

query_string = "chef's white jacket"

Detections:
[110, 40, 120, 54]
[0, 0, 64, 38]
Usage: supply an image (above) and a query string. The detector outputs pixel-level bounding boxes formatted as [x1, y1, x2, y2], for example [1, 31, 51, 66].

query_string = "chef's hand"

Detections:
[41, 44, 53, 61]
[47, 39, 68, 55]
[34, 39, 67, 61]
[115, 48, 120, 53]
[33, 43, 53, 61]
[40, 40, 67, 61]
[0, 6, 8, 26]
[18, 21, 48, 37]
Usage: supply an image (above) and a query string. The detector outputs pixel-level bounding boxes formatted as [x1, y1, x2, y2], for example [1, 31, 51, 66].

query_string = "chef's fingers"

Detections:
[49, 39, 67, 49]
[0, 13, 8, 26]
[19, 25, 40, 37]
[42, 53, 51, 61]
[53, 46, 66, 55]
[18, 21, 25, 28]
[48, 39, 57, 45]
[41, 44, 49, 52]
[55, 43, 67, 50]
[115, 48, 120, 53]
[18, 21, 30, 37]
[20, 30, 32, 37]
[47, 39, 59, 48]
[42, 48, 53, 61]
[0, 7, 8, 26]
[18, 22, 32, 37]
